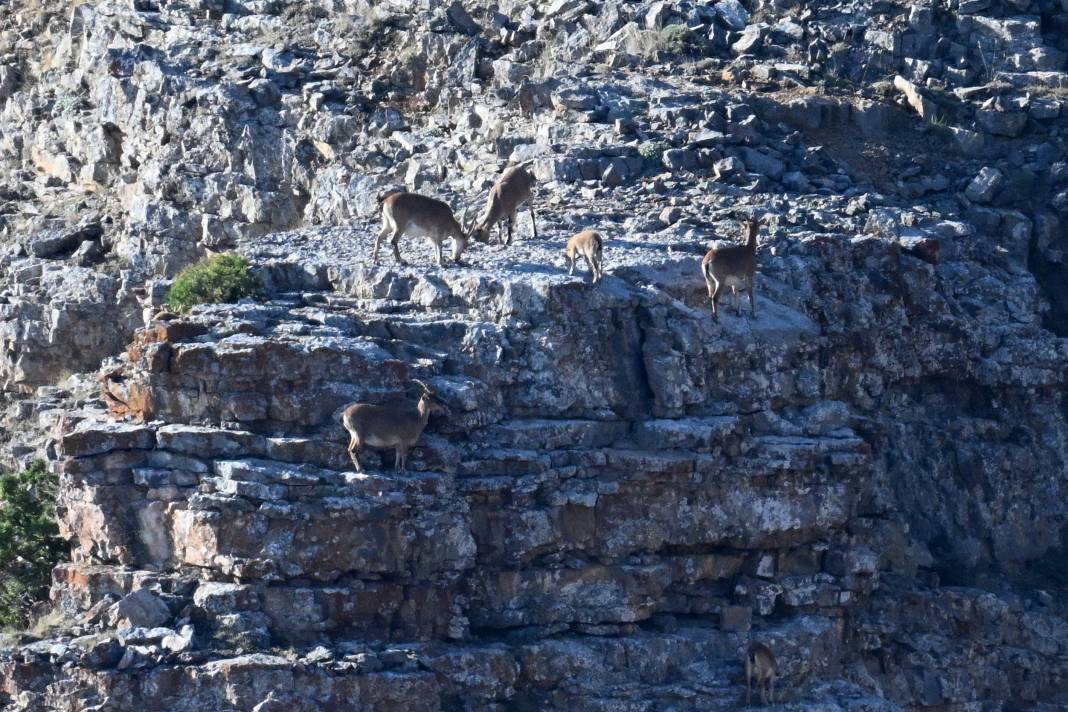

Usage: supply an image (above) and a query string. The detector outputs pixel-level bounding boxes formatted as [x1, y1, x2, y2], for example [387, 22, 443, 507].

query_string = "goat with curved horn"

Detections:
[701, 215, 762, 321]
[340, 380, 450, 472]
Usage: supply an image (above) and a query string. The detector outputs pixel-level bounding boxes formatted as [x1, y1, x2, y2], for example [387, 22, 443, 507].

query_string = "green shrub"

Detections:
[0, 460, 65, 630]
[166, 253, 259, 313]
[658, 24, 692, 54]
[639, 140, 671, 164]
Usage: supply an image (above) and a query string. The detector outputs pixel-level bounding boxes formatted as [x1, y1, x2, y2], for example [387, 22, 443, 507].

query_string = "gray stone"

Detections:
[720, 605, 752, 632]
[976, 108, 1028, 137]
[714, 156, 744, 179]
[732, 25, 765, 54]
[115, 589, 171, 629]
[964, 167, 1004, 204]
[161, 625, 196, 653]
[714, 0, 749, 30]
[446, 1, 480, 35]
[958, 0, 991, 13]
[27, 223, 102, 259]
[739, 147, 785, 180]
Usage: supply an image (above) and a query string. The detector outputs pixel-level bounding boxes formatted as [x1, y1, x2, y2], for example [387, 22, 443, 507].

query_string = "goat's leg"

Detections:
[395, 446, 406, 471]
[746, 676, 751, 706]
[761, 679, 768, 706]
[433, 238, 445, 267]
[373, 222, 390, 264]
[568, 254, 576, 275]
[391, 230, 407, 266]
[769, 677, 775, 704]
[584, 253, 596, 282]
[347, 434, 363, 473]
[529, 203, 537, 239]
[710, 280, 722, 320]
[506, 215, 514, 245]
[452, 237, 467, 266]
[748, 277, 756, 317]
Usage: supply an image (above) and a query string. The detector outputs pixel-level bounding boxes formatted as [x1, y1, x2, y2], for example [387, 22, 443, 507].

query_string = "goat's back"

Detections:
[491, 166, 534, 205]
[702, 241, 756, 279]
[383, 193, 460, 232]
[566, 230, 602, 257]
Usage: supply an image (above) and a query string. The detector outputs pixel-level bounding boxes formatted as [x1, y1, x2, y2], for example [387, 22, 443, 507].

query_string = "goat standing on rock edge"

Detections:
[470, 164, 537, 246]
[702, 216, 762, 320]
[745, 641, 777, 706]
[565, 230, 604, 283]
[374, 192, 472, 267]
[340, 379, 449, 472]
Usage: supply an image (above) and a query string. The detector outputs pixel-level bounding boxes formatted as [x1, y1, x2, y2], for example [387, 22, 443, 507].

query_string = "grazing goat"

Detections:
[565, 230, 604, 283]
[701, 216, 762, 320]
[374, 192, 471, 267]
[340, 380, 449, 472]
[470, 165, 537, 246]
[745, 642, 777, 706]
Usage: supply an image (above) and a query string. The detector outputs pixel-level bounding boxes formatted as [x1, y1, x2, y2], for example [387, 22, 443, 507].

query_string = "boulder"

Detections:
[964, 167, 1004, 204]
[114, 589, 171, 629]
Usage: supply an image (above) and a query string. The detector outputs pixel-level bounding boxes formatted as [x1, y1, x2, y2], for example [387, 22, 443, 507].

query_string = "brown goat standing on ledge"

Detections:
[470, 165, 537, 246]
[701, 216, 762, 320]
[340, 379, 449, 472]
[565, 230, 604, 283]
[745, 641, 777, 705]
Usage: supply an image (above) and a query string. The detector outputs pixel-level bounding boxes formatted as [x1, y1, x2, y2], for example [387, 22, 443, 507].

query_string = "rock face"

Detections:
[1, 0, 1068, 709]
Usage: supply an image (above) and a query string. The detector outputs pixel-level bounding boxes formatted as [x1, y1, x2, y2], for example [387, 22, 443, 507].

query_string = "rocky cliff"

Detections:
[1, 0, 1068, 709]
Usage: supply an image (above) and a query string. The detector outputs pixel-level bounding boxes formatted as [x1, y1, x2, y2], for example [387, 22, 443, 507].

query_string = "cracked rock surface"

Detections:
[2, 0, 1068, 709]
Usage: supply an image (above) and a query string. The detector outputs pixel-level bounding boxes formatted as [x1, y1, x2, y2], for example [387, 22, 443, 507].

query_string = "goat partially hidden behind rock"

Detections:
[565, 230, 604, 283]
[745, 641, 777, 706]
[701, 216, 762, 320]
[340, 380, 449, 472]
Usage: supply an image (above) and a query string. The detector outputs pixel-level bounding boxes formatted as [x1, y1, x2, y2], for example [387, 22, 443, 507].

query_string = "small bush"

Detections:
[166, 253, 259, 313]
[658, 24, 692, 54]
[639, 140, 671, 164]
[0, 460, 65, 630]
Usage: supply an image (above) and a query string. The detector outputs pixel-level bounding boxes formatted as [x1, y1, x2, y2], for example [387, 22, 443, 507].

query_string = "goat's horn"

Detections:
[411, 378, 431, 392]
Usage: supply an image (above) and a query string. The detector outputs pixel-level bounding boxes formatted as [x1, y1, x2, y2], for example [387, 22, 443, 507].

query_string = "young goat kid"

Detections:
[374, 192, 470, 267]
[565, 230, 604, 283]
[701, 216, 762, 320]
[340, 380, 449, 472]
[745, 642, 777, 706]
[470, 165, 537, 246]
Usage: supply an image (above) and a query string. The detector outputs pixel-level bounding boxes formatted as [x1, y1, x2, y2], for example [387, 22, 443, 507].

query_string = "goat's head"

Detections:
[739, 214, 763, 233]
[412, 379, 450, 415]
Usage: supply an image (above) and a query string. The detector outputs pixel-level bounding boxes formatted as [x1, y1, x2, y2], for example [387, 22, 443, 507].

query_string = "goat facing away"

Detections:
[701, 216, 763, 321]
[565, 230, 604, 283]
[374, 192, 471, 267]
[470, 165, 537, 246]
[745, 642, 777, 706]
[340, 379, 449, 472]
